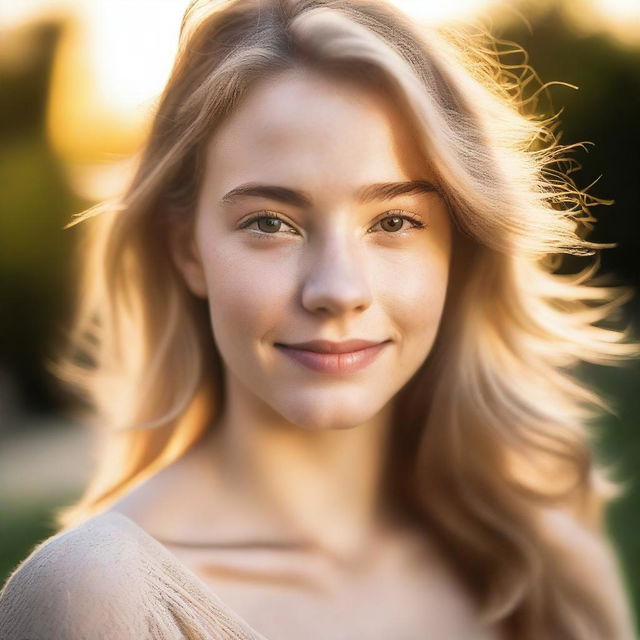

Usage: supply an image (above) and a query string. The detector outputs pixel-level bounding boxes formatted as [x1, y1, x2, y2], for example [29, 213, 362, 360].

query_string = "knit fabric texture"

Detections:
[0, 511, 271, 640]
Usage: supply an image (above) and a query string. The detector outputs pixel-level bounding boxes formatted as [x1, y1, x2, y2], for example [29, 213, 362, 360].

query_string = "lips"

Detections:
[276, 339, 388, 354]
[274, 339, 390, 374]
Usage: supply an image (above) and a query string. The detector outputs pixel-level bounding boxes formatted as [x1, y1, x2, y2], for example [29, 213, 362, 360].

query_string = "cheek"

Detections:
[381, 241, 450, 313]
[406, 279, 448, 347]
[378, 245, 450, 361]
[198, 239, 293, 347]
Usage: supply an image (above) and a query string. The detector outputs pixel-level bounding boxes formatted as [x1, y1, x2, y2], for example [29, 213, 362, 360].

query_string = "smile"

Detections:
[274, 341, 390, 374]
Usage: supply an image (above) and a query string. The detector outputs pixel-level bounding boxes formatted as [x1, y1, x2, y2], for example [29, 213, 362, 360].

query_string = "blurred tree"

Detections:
[0, 20, 81, 421]
[497, 1, 640, 320]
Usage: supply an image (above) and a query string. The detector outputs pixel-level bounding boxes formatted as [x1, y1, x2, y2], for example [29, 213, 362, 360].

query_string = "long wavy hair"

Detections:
[50, 0, 638, 637]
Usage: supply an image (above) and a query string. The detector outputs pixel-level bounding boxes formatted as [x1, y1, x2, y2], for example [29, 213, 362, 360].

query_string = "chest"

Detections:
[163, 536, 499, 640]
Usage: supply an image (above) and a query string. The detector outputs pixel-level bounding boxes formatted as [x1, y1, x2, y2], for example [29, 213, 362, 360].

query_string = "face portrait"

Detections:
[171, 67, 453, 432]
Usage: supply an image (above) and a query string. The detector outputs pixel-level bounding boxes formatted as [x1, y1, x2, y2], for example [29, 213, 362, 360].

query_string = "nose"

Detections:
[300, 233, 373, 316]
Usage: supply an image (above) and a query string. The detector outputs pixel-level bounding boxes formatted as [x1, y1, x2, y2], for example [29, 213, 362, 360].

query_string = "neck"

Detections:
[200, 373, 396, 564]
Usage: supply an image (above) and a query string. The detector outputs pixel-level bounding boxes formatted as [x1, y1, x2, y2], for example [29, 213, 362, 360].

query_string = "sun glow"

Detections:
[3, 0, 638, 199]
[41, 0, 495, 198]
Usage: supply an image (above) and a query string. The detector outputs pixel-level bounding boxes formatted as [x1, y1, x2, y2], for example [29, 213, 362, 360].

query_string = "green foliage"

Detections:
[581, 358, 640, 633]
[0, 498, 67, 586]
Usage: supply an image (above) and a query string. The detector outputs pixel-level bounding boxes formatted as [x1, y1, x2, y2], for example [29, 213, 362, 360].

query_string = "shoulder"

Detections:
[538, 507, 636, 639]
[0, 512, 156, 640]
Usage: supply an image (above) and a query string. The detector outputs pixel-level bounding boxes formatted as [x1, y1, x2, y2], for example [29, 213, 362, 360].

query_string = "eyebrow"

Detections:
[219, 180, 441, 208]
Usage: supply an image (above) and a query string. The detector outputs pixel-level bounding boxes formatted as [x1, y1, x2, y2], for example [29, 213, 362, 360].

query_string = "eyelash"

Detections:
[238, 210, 427, 240]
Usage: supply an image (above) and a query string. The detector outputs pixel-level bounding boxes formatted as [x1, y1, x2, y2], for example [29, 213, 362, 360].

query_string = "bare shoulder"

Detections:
[0, 512, 154, 640]
[538, 507, 636, 639]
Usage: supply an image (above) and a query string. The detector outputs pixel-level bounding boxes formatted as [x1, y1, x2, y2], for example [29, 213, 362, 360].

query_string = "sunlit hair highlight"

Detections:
[50, 1, 639, 638]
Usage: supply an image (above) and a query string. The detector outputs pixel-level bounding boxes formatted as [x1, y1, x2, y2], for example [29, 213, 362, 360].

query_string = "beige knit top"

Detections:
[0, 511, 272, 640]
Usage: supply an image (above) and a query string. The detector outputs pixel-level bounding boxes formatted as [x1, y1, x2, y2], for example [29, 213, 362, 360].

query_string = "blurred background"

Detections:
[0, 0, 639, 631]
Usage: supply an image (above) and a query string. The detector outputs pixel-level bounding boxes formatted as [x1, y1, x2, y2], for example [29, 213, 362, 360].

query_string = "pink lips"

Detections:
[274, 339, 391, 374]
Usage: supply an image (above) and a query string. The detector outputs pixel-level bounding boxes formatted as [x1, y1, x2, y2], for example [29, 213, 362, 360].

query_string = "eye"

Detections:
[238, 212, 299, 238]
[369, 210, 426, 235]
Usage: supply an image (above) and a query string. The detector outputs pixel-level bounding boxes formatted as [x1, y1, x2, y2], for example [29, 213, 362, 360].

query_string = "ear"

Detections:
[167, 217, 208, 299]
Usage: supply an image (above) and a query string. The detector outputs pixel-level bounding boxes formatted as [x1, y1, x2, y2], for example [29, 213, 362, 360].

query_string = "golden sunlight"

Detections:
[3, 0, 638, 199]
[43, 0, 494, 199]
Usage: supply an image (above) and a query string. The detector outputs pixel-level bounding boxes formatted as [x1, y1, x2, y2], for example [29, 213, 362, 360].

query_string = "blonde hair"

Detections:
[51, 0, 639, 637]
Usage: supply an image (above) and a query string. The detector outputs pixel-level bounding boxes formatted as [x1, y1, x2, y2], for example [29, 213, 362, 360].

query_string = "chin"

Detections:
[274, 398, 389, 431]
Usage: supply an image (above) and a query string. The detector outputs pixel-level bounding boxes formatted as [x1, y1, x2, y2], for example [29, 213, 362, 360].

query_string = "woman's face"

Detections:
[173, 68, 452, 430]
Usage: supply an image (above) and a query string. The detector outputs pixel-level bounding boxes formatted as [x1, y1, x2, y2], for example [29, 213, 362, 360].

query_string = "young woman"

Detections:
[0, 0, 637, 638]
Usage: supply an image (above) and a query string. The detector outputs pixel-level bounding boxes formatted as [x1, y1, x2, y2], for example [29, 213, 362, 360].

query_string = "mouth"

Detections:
[274, 340, 391, 374]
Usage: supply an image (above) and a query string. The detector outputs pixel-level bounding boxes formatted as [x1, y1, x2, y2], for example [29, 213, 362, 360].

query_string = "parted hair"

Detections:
[51, 1, 638, 638]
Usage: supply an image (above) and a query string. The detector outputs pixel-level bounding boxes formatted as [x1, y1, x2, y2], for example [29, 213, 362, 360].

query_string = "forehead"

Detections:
[202, 68, 431, 197]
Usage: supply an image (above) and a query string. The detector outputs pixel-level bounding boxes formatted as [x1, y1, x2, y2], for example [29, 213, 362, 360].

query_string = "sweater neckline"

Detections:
[94, 510, 273, 640]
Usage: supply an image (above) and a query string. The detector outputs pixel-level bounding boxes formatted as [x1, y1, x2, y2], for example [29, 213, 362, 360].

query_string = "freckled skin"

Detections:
[177, 67, 453, 432]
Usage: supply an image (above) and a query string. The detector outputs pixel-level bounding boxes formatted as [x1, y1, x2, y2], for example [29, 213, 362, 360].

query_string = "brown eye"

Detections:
[370, 211, 425, 235]
[379, 216, 405, 232]
[257, 217, 283, 233]
[239, 212, 298, 238]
